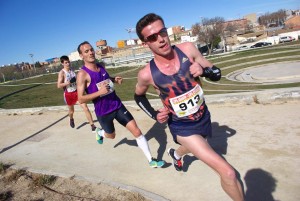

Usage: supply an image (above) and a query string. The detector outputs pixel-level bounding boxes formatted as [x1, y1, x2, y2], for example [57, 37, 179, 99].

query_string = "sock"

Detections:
[136, 135, 152, 162]
[174, 150, 181, 160]
[97, 128, 105, 138]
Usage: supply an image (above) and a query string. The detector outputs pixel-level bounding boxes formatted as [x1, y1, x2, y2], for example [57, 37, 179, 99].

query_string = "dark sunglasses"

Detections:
[144, 28, 168, 42]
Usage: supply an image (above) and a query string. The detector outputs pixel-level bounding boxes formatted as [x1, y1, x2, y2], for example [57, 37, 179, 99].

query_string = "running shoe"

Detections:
[95, 127, 104, 144]
[70, 118, 75, 128]
[149, 158, 165, 168]
[91, 125, 97, 133]
[167, 148, 182, 171]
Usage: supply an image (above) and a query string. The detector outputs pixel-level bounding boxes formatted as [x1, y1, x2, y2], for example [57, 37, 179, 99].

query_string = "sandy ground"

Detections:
[0, 167, 149, 201]
[0, 98, 300, 201]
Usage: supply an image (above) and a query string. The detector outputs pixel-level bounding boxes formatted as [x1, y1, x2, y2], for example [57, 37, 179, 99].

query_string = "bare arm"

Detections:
[177, 42, 213, 77]
[57, 70, 69, 89]
[135, 65, 169, 123]
[178, 42, 221, 81]
[135, 65, 151, 96]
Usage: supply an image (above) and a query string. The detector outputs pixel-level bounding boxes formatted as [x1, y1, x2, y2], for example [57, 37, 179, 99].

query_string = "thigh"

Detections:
[97, 112, 116, 134]
[177, 135, 231, 174]
[115, 104, 134, 127]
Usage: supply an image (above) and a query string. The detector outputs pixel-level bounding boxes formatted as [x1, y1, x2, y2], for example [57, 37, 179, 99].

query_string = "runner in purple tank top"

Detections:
[76, 41, 165, 168]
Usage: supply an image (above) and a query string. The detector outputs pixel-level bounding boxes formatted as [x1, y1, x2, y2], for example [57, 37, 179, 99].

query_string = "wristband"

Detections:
[110, 77, 115, 83]
[201, 65, 221, 81]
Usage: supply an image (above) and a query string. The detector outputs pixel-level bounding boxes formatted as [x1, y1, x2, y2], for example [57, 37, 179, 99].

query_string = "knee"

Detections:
[131, 128, 142, 137]
[81, 106, 89, 112]
[105, 133, 116, 139]
[223, 167, 237, 181]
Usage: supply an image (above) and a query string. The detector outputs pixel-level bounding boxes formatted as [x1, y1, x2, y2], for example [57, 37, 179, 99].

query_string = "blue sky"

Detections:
[0, 0, 298, 66]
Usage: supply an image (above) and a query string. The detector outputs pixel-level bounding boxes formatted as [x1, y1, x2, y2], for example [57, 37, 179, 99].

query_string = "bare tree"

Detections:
[192, 17, 225, 55]
[258, 9, 287, 27]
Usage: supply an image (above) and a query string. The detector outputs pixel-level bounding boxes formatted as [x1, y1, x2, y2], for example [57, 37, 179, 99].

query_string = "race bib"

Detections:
[96, 78, 114, 97]
[169, 84, 204, 117]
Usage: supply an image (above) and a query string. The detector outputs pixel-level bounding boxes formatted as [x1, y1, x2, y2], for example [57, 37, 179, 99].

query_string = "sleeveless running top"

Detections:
[81, 64, 122, 116]
[62, 69, 77, 92]
[150, 46, 206, 122]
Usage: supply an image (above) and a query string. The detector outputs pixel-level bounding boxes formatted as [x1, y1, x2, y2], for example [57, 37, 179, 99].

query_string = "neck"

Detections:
[154, 49, 177, 68]
[154, 49, 175, 63]
[84, 61, 97, 69]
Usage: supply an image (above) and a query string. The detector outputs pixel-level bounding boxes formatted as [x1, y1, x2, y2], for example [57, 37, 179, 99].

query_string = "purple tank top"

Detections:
[81, 64, 121, 116]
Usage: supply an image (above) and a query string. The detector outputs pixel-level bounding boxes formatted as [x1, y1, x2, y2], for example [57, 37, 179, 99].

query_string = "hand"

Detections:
[114, 76, 123, 84]
[97, 81, 110, 96]
[69, 77, 76, 83]
[189, 62, 204, 78]
[156, 107, 170, 123]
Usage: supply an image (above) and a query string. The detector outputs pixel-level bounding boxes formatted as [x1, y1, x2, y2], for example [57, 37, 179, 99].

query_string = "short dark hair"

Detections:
[77, 41, 91, 54]
[60, 55, 69, 63]
[136, 13, 165, 41]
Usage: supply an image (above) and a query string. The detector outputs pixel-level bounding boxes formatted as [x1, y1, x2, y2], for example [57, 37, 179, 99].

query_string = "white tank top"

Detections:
[62, 69, 77, 92]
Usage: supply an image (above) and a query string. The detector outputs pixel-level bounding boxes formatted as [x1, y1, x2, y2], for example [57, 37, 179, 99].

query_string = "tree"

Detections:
[35, 62, 41, 68]
[192, 17, 225, 55]
[258, 9, 287, 27]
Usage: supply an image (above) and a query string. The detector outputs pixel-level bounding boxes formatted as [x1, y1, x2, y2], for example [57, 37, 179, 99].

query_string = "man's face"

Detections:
[79, 43, 96, 63]
[141, 20, 171, 56]
[62, 60, 70, 68]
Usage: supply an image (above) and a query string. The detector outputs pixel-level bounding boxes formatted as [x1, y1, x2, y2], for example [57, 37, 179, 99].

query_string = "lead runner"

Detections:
[134, 13, 244, 201]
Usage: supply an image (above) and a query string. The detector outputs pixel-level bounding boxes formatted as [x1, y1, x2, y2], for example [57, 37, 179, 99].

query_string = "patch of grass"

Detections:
[6, 169, 26, 182]
[0, 162, 12, 174]
[32, 175, 57, 187]
[0, 42, 299, 109]
[253, 95, 260, 104]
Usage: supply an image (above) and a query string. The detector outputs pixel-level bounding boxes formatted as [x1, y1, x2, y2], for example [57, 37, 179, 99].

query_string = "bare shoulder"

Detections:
[137, 63, 151, 81]
[57, 69, 64, 78]
[77, 68, 87, 78]
[176, 42, 202, 60]
[176, 42, 197, 52]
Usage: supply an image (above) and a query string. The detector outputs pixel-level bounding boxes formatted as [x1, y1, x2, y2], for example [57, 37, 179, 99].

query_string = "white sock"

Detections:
[97, 128, 105, 138]
[174, 150, 181, 160]
[136, 135, 152, 162]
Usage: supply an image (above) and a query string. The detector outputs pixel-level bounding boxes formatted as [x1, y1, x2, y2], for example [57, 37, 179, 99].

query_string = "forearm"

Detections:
[57, 82, 68, 89]
[78, 92, 99, 104]
[134, 93, 158, 120]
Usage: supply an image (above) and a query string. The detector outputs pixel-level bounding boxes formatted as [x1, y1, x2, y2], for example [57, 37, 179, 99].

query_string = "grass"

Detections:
[0, 41, 299, 109]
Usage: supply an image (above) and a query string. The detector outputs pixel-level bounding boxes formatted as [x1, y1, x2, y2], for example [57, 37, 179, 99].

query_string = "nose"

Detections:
[157, 34, 165, 42]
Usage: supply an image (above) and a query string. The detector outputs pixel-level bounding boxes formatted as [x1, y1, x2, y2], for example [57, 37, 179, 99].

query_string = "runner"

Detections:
[57, 55, 98, 133]
[76, 41, 165, 168]
[134, 13, 244, 200]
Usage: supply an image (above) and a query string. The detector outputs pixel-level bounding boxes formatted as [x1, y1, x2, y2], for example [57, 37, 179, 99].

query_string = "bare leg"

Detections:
[177, 135, 244, 201]
[175, 145, 190, 158]
[68, 105, 74, 119]
[126, 120, 154, 163]
[125, 119, 142, 137]
[80, 103, 94, 126]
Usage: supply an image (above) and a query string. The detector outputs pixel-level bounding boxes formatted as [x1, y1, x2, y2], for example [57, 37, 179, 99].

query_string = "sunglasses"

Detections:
[144, 28, 168, 42]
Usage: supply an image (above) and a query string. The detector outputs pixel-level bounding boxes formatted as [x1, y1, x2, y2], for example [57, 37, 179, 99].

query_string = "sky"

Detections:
[0, 0, 299, 66]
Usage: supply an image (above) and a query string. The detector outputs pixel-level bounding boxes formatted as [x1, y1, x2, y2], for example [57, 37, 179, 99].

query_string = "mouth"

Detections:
[160, 43, 169, 50]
